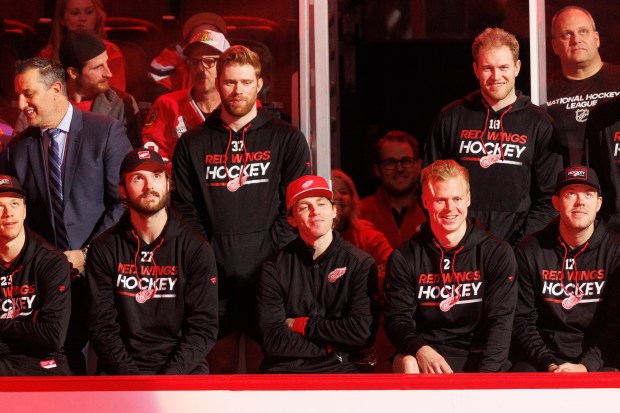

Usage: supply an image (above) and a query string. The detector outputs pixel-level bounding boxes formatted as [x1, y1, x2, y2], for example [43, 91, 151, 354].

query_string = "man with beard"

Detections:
[12, 31, 142, 149]
[143, 29, 230, 165]
[0, 175, 71, 376]
[5, 56, 132, 374]
[172, 45, 311, 373]
[424, 27, 563, 245]
[86, 148, 218, 375]
[512, 165, 620, 372]
[359, 131, 426, 248]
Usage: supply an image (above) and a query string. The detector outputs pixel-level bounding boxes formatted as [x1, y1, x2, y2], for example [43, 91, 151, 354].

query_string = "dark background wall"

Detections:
[2, 0, 620, 196]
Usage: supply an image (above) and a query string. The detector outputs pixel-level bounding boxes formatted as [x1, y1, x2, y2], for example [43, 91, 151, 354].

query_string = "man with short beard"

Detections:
[424, 27, 563, 245]
[172, 45, 311, 373]
[512, 165, 620, 372]
[360, 131, 426, 249]
[12, 31, 142, 148]
[86, 148, 219, 375]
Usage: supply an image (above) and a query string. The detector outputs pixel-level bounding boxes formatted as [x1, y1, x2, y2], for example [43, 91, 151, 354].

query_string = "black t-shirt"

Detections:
[546, 63, 620, 163]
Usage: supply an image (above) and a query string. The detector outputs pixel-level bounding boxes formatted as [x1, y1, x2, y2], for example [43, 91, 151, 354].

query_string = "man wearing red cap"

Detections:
[257, 175, 378, 373]
[143, 29, 230, 165]
[148, 12, 228, 96]
[512, 165, 620, 372]
[86, 149, 218, 375]
[0, 175, 71, 376]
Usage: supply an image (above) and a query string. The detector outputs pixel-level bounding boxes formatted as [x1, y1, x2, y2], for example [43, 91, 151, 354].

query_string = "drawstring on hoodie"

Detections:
[0, 265, 23, 319]
[432, 239, 465, 312]
[131, 230, 165, 303]
[478, 100, 513, 167]
[223, 123, 252, 192]
[558, 237, 589, 310]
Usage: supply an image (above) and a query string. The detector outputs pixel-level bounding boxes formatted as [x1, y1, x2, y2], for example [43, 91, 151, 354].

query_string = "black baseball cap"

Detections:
[556, 166, 601, 193]
[120, 149, 165, 178]
[0, 175, 27, 198]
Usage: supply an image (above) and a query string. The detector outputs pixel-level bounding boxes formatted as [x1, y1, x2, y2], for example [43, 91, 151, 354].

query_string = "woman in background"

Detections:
[332, 169, 392, 293]
[332, 169, 395, 372]
[40, 0, 126, 91]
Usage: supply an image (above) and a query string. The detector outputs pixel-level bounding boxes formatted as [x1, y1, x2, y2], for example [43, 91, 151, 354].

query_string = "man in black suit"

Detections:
[5, 57, 132, 374]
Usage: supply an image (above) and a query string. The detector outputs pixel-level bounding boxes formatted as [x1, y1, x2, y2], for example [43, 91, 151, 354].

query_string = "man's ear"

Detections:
[66, 67, 79, 80]
[118, 184, 127, 200]
[287, 214, 297, 228]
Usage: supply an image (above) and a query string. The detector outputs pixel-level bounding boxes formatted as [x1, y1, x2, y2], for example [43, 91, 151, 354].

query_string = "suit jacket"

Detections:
[5, 106, 132, 249]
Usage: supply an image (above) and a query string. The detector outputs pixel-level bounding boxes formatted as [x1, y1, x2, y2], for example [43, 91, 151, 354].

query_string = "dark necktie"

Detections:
[46, 128, 70, 251]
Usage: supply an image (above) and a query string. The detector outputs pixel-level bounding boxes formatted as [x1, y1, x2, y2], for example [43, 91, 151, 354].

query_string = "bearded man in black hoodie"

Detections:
[87, 149, 218, 375]
[172, 45, 311, 373]
[512, 165, 620, 372]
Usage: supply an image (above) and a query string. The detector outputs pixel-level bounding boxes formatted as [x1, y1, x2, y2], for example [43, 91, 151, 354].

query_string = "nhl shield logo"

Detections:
[575, 108, 589, 123]
[328, 267, 347, 283]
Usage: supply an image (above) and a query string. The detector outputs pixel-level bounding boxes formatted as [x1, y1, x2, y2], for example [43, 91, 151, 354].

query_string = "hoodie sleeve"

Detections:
[524, 121, 563, 236]
[383, 248, 428, 356]
[423, 110, 451, 167]
[86, 242, 140, 375]
[478, 240, 518, 372]
[159, 238, 219, 374]
[270, 128, 311, 250]
[304, 257, 378, 349]
[0, 251, 71, 354]
[512, 245, 558, 370]
[258, 259, 328, 359]
[171, 135, 209, 238]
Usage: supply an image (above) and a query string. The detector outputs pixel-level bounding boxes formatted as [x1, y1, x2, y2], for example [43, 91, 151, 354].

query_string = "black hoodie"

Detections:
[172, 107, 311, 296]
[513, 220, 620, 371]
[384, 218, 517, 372]
[258, 232, 379, 373]
[424, 90, 564, 244]
[584, 95, 620, 232]
[0, 227, 71, 376]
[87, 209, 218, 375]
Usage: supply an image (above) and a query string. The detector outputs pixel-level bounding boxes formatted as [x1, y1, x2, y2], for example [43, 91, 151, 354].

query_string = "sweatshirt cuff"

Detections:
[292, 317, 310, 336]
[405, 337, 428, 357]
[537, 354, 558, 372]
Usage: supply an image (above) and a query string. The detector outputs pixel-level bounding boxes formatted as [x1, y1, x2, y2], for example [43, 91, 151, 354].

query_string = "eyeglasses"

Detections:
[378, 157, 416, 170]
[186, 56, 218, 69]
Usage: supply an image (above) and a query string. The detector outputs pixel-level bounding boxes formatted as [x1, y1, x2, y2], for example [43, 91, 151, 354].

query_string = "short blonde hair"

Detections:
[421, 159, 470, 193]
[472, 27, 520, 64]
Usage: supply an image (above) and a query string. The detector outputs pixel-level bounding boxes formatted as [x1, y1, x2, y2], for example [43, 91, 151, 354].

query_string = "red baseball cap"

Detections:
[286, 175, 332, 211]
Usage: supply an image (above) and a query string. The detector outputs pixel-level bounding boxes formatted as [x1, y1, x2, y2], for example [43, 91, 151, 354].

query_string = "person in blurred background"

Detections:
[360, 131, 425, 249]
[40, 0, 126, 92]
[332, 169, 394, 372]
[332, 169, 392, 287]
[148, 12, 227, 99]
